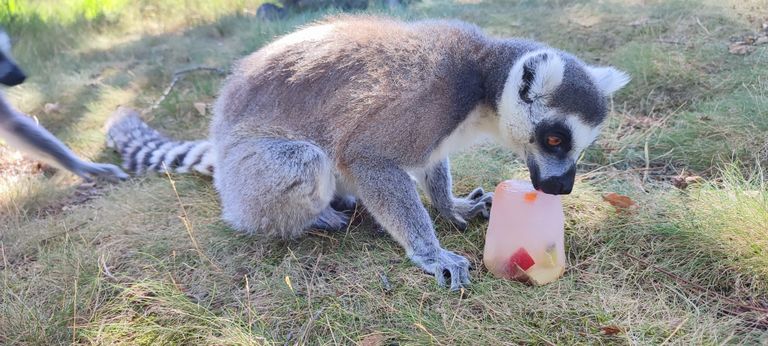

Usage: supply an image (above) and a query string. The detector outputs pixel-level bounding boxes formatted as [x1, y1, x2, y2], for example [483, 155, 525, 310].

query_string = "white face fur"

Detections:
[0, 31, 11, 57]
[496, 49, 630, 194]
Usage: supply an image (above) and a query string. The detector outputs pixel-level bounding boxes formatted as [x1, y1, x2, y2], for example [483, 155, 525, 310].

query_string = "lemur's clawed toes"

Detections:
[310, 206, 351, 232]
[411, 247, 471, 291]
[330, 195, 357, 212]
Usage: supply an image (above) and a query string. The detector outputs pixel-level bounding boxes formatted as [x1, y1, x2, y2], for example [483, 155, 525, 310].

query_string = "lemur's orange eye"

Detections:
[547, 136, 562, 146]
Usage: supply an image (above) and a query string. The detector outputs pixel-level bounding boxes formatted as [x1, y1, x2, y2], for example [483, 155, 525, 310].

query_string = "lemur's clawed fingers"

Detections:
[81, 162, 129, 182]
[476, 192, 493, 219]
[411, 248, 471, 291]
[467, 187, 485, 201]
[451, 217, 469, 232]
[450, 188, 493, 226]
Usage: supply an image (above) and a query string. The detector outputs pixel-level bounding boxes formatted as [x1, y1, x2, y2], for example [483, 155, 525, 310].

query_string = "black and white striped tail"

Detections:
[106, 107, 215, 176]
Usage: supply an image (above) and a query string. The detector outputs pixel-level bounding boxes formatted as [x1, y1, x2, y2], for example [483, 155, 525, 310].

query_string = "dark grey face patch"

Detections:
[534, 120, 573, 160]
[550, 57, 607, 126]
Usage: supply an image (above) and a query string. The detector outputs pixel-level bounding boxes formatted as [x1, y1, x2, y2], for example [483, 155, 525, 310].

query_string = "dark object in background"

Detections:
[256, 0, 408, 21]
[256, 3, 287, 21]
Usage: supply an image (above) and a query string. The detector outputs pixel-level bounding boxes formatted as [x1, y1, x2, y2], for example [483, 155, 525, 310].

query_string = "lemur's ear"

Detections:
[586, 66, 630, 96]
[517, 52, 565, 103]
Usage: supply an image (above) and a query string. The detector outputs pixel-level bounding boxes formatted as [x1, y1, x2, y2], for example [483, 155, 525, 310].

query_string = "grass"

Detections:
[1, 0, 768, 344]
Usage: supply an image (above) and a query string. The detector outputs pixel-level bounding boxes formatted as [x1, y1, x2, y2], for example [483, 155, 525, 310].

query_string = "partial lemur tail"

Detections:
[106, 107, 215, 176]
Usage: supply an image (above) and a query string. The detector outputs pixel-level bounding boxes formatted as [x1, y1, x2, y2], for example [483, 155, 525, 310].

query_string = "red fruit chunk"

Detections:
[509, 247, 535, 271]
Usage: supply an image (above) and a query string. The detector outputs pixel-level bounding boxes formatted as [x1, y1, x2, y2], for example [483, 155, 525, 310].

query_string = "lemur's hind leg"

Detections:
[214, 135, 347, 238]
[415, 159, 493, 231]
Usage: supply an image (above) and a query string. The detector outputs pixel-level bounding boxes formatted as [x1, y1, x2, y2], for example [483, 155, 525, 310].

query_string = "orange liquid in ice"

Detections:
[483, 180, 566, 285]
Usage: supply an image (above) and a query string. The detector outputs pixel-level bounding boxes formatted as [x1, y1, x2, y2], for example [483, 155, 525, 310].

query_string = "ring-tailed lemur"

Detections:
[107, 16, 629, 290]
[0, 29, 128, 181]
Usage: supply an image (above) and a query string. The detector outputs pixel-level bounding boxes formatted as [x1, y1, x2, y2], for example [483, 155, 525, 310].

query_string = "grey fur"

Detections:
[0, 32, 127, 181]
[551, 55, 608, 126]
[0, 97, 128, 181]
[108, 16, 629, 290]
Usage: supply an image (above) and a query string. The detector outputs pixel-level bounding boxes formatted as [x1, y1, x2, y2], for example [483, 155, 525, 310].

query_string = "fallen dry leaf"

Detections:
[44, 102, 61, 114]
[671, 176, 687, 189]
[600, 325, 623, 335]
[685, 175, 703, 185]
[672, 175, 704, 189]
[193, 102, 207, 116]
[358, 333, 386, 346]
[603, 193, 636, 210]
[729, 42, 755, 55]
[627, 115, 660, 129]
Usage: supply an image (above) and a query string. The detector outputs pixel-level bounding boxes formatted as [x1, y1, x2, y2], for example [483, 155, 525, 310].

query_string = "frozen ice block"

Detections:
[483, 179, 566, 285]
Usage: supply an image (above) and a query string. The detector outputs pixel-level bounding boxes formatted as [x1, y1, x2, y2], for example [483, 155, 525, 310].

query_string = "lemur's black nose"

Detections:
[539, 178, 571, 195]
[1, 66, 26, 86]
[538, 166, 576, 195]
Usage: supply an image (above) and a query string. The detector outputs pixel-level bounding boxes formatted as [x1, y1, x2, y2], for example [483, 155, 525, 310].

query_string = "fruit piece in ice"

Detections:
[543, 244, 557, 267]
[524, 265, 565, 285]
[508, 247, 535, 271]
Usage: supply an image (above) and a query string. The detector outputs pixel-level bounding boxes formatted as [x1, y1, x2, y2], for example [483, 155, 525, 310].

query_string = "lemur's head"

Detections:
[0, 29, 26, 87]
[497, 49, 629, 195]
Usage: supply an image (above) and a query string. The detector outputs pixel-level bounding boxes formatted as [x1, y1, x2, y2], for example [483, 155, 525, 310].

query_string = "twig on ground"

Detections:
[695, 17, 711, 35]
[294, 308, 325, 346]
[1, 242, 8, 271]
[657, 39, 685, 45]
[99, 254, 118, 282]
[71, 258, 80, 345]
[660, 318, 688, 345]
[643, 139, 650, 184]
[414, 323, 442, 345]
[144, 66, 226, 114]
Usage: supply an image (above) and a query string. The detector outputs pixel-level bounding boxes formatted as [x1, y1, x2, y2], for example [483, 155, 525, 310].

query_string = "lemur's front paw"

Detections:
[310, 206, 351, 231]
[447, 187, 493, 230]
[80, 163, 129, 182]
[410, 247, 471, 291]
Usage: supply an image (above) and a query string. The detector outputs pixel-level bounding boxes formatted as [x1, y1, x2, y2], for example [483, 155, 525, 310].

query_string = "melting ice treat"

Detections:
[483, 180, 566, 285]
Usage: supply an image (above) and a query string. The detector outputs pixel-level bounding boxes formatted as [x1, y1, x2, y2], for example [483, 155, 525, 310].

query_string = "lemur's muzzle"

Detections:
[527, 159, 576, 195]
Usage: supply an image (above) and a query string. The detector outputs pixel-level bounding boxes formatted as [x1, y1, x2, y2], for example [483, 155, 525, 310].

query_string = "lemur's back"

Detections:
[211, 16, 497, 166]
